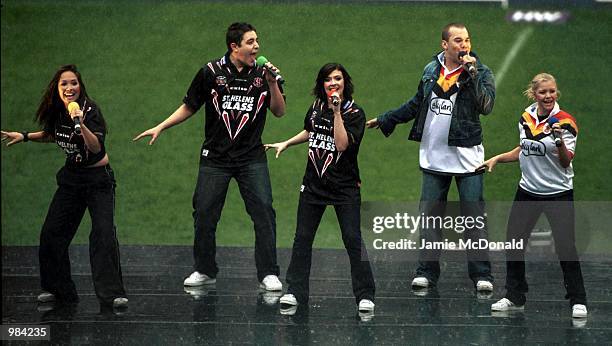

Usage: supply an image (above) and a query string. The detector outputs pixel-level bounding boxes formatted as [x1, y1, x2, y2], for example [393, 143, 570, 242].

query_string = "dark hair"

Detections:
[442, 22, 467, 41]
[312, 63, 354, 103]
[226, 22, 256, 50]
[35, 64, 96, 132]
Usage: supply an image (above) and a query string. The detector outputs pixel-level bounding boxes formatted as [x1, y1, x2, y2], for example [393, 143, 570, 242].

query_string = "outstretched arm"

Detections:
[264, 130, 309, 158]
[1, 130, 52, 146]
[133, 104, 195, 145]
[477, 146, 520, 172]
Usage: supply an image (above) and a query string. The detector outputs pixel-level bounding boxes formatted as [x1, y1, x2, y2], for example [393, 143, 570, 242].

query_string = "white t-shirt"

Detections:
[419, 53, 484, 174]
[518, 102, 578, 195]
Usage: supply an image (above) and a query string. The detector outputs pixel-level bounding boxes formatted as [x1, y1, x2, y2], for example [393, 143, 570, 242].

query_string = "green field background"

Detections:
[2, 1, 611, 249]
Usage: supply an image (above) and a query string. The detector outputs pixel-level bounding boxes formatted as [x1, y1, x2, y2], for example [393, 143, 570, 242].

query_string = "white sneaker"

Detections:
[279, 293, 298, 306]
[183, 271, 216, 286]
[37, 291, 56, 303]
[476, 280, 493, 292]
[572, 304, 588, 318]
[259, 275, 282, 291]
[358, 311, 375, 322]
[412, 277, 429, 288]
[261, 291, 282, 306]
[113, 297, 128, 308]
[358, 299, 375, 313]
[491, 298, 524, 311]
[280, 305, 298, 316]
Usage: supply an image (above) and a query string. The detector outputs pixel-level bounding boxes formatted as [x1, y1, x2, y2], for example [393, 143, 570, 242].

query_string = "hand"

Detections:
[264, 141, 288, 158]
[459, 53, 476, 67]
[1, 130, 25, 147]
[263, 63, 281, 84]
[477, 157, 498, 173]
[328, 93, 341, 115]
[133, 126, 162, 145]
[69, 109, 84, 122]
[551, 123, 564, 142]
[365, 118, 379, 129]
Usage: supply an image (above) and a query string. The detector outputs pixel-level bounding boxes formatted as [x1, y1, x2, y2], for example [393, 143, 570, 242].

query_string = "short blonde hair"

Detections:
[523, 73, 561, 100]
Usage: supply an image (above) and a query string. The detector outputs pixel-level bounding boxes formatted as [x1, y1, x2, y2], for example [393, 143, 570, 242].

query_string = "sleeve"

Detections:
[343, 106, 366, 146]
[377, 79, 423, 137]
[183, 67, 211, 113]
[559, 113, 578, 154]
[83, 104, 106, 143]
[464, 62, 495, 115]
[303, 104, 314, 132]
[562, 129, 577, 154]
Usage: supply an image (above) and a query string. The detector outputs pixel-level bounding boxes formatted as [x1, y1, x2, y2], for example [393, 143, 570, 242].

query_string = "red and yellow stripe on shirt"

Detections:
[520, 110, 578, 138]
[437, 67, 462, 93]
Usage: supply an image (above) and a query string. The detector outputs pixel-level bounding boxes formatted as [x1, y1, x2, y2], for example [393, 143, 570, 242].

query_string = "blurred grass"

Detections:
[2, 1, 611, 250]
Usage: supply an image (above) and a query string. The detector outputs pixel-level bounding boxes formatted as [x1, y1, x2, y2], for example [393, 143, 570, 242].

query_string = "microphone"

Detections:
[68, 102, 81, 135]
[458, 51, 477, 78]
[547, 117, 562, 146]
[327, 88, 340, 106]
[256, 56, 285, 84]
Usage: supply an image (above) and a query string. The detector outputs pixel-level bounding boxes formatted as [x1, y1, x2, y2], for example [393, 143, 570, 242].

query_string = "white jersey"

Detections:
[518, 102, 578, 196]
[420, 53, 484, 174]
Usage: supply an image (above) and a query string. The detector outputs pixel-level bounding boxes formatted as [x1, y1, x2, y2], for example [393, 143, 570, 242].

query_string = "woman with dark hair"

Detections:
[480, 73, 587, 319]
[2, 65, 127, 308]
[265, 63, 375, 314]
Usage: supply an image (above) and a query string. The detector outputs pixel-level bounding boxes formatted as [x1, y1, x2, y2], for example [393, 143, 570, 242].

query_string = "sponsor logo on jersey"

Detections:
[521, 139, 546, 156]
[215, 76, 227, 86]
[430, 97, 453, 116]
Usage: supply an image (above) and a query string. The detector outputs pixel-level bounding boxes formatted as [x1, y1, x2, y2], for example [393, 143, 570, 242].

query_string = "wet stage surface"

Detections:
[3, 246, 612, 345]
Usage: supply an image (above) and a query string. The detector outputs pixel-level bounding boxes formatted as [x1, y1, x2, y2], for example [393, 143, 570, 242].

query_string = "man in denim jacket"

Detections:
[367, 23, 495, 294]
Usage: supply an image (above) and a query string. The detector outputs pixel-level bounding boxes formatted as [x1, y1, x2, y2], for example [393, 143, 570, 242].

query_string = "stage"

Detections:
[2, 246, 611, 344]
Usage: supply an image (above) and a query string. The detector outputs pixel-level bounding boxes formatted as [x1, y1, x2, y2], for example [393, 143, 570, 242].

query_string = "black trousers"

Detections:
[192, 162, 279, 282]
[504, 188, 586, 306]
[39, 165, 126, 305]
[285, 194, 375, 304]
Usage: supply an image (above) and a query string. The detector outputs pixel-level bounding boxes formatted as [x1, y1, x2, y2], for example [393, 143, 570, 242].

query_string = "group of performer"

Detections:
[1, 21, 587, 319]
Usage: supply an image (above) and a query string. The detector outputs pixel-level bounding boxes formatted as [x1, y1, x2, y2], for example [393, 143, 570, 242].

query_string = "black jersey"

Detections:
[183, 52, 280, 167]
[45, 100, 107, 168]
[301, 99, 365, 204]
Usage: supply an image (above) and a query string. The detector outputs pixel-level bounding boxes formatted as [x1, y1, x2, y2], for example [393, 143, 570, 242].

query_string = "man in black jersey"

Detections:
[135, 22, 285, 291]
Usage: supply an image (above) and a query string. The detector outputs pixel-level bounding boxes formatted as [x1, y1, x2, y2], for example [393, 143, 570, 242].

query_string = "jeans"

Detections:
[504, 188, 586, 306]
[416, 171, 493, 285]
[192, 162, 279, 282]
[285, 194, 375, 304]
[39, 165, 126, 305]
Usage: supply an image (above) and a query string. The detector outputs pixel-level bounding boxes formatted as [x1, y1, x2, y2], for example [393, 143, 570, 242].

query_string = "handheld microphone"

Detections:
[458, 51, 477, 78]
[68, 102, 81, 135]
[547, 117, 561, 146]
[327, 88, 340, 106]
[256, 56, 285, 84]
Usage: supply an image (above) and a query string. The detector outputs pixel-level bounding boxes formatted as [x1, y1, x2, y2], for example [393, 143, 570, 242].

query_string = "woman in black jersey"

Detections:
[1, 65, 127, 308]
[266, 63, 375, 314]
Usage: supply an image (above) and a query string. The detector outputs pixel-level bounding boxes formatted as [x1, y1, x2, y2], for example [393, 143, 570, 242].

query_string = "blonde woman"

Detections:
[480, 73, 587, 319]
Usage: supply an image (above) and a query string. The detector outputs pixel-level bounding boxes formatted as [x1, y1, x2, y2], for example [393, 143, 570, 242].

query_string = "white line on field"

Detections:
[495, 27, 534, 87]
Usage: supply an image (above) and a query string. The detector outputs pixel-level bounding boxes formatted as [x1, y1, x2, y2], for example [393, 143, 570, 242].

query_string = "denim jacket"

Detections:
[377, 52, 495, 147]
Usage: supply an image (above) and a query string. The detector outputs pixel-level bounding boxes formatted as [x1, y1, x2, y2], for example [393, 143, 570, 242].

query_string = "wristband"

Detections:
[21, 131, 29, 142]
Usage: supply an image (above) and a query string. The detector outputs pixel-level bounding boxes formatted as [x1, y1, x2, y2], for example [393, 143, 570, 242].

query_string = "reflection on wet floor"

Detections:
[2, 246, 611, 344]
